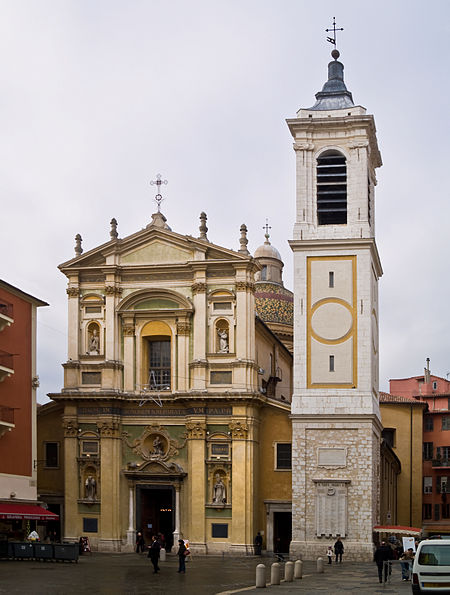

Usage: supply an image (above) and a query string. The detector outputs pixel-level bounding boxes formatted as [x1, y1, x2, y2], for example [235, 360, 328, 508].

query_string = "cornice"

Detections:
[289, 237, 383, 277]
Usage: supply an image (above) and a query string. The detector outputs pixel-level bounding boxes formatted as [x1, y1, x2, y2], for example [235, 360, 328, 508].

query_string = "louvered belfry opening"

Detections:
[316, 150, 347, 225]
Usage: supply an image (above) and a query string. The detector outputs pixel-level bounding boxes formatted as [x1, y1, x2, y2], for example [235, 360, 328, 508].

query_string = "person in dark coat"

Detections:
[136, 531, 145, 553]
[148, 535, 161, 573]
[177, 539, 188, 573]
[334, 537, 344, 563]
[374, 541, 394, 583]
[254, 532, 263, 555]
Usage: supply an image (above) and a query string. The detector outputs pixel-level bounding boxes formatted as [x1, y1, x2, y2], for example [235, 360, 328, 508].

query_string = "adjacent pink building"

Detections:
[390, 360, 450, 536]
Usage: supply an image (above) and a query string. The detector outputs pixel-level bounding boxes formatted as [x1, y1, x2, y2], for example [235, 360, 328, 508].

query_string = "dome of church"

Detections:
[253, 226, 293, 350]
[254, 242, 282, 261]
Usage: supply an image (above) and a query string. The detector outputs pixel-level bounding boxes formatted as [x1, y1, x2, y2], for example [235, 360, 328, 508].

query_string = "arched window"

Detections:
[316, 150, 347, 225]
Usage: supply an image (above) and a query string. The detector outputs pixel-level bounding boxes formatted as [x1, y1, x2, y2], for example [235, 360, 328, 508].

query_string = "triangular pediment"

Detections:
[121, 239, 193, 265]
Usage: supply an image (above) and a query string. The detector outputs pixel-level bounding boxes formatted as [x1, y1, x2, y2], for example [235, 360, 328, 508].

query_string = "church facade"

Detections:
[288, 47, 383, 560]
[47, 209, 293, 553]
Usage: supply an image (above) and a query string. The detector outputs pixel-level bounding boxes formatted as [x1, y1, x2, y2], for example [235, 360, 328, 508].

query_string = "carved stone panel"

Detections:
[314, 480, 349, 538]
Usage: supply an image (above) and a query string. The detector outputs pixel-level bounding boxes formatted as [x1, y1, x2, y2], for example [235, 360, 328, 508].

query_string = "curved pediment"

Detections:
[118, 289, 193, 312]
[124, 459, 186, 478]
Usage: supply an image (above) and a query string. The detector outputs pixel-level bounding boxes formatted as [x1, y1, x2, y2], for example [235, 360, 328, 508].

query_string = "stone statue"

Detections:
[212, 473, 226, 503]
[85, 475, 97, 500]
[217, 329, 229, 353]
[89, 328, 100, 354]
[152, 436, 164, 456]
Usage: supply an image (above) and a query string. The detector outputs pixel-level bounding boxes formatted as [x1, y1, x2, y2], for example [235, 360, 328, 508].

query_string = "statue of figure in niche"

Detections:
[217, 329, 229, 353]
[85, 475, 97, 500]
[88, 327, 100, 354]
[151, 435, 164, 456]
[212, 473, 226, 503]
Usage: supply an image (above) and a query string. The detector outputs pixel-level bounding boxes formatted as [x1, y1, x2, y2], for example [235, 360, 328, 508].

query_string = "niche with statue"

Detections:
[87, 322, 101, 355]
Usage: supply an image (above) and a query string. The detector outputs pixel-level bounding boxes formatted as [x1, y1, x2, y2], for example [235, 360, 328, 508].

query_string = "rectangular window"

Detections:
[423, 442, 434, 460]
[443, 447, 450, 462]
[276, 443, 292, 470]
[433, 381, 438, 390]
[329, 271, 334, 288]
[85, 306, 102, 314]
[438, 476, 449, 494]
[448, 398, 450, 411]
[83, 518, 98, 533]
[82, 372, 101, 385]
[210, 371, 232, 385]
[211, 444, 229, 457]
[424, 476, 433, 494]
[443, 504, 450, 519]
[423, 503, 432, 519]
[329, 355, 335, 372]
[435, 504, 441, 521]
[382, 428, 395, 448]
[424, 416, 434, 432]
[211, 523, 228, 538]
[44, 442, 59, 468]
[148, 340, 171, 390]
[443, 416, 450, 430]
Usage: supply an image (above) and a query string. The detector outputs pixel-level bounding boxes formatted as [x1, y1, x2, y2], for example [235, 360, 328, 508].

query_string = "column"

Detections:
[191, 280, 207, 390]
[123, 319, 135, 392]
[186, 420, 207, 553]
[173, 484, 181, 545]
[126, 484, 135, 547]
[62, 408, 79, 542]
[66, 284, 79, 360]
[176, 320, 190, 391]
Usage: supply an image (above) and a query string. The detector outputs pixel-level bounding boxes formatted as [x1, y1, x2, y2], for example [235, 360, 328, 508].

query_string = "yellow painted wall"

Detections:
[380, 403, 424, 528]
[37, 403, 65, 496]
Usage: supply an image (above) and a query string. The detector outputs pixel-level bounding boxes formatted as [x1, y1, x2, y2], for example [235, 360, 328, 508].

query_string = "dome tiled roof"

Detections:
[254, 242, 282, 261]
[255, 282, 293, 326]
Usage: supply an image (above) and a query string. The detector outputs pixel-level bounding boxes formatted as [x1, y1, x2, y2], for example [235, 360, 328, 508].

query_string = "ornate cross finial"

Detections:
[263, 219, 271, 244]
[150, 173, 168, 212]
[326, 17, 344, 48]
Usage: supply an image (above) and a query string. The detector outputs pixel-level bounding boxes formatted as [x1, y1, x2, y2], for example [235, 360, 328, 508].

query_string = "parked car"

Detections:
[412, 539, 450, 593]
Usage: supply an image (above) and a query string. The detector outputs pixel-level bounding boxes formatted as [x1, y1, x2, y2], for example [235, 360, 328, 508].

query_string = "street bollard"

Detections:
[271, 562, 281, 585]
[160, 548, 166, 562]
[317, 556, 324, 573]
[294, 559, 303, 579]
[285, 560, 294, 582]
[256, 563, 266, 588]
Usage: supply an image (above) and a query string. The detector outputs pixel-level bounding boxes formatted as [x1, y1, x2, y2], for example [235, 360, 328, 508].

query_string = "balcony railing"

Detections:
[432, 458, 450, 468]
[0, 406, 15, 437]
[0, 350, 14, 382]
[0, 300, 13, 331]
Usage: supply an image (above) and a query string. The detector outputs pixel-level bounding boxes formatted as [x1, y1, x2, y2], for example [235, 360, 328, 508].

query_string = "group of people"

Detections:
[136, 531, 190, 574]
[374, 540, 417, 583]
[326, 537, 344, 564]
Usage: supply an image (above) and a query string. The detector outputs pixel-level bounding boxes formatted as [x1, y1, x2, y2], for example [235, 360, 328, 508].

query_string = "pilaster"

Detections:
[186, 419, 207, 553]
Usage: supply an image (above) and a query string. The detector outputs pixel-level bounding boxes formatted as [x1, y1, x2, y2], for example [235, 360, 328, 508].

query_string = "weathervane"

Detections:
[326, 17, 343, 48]
[150, 173, 168, 212]
[263, 219, 271, 242]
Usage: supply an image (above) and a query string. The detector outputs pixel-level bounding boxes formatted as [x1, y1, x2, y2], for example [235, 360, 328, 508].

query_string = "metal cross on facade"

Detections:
[326, 17, 344, 47]
[150, 173, 168, 212]
[263, 219, 271, 241]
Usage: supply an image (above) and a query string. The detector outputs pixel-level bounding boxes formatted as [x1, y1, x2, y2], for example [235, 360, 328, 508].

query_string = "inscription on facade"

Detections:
[317, 447, 347, 467]
[314, 480, 349, 537]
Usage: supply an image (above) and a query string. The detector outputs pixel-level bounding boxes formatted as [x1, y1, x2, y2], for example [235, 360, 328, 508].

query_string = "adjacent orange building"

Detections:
[390, 362, 450, 536]
[0, 280, 56, 540]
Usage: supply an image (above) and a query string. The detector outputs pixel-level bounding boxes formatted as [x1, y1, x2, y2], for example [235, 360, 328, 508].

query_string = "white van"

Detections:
[412, 539, 450, 593]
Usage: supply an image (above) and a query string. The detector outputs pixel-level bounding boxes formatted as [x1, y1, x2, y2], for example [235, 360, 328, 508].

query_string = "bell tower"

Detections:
[288, 36, 383, 560]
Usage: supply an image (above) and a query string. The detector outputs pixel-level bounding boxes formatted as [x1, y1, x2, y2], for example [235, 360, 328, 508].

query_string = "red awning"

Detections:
[0, 503, 59, 521]
[373, 525, 422, 536]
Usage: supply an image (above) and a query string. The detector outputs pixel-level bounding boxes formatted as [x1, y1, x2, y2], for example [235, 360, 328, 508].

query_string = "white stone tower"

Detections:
[288, 44, 383, 560]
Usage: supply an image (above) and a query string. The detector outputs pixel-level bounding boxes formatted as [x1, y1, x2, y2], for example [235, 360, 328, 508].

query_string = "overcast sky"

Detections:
[1, 0, 449, 402]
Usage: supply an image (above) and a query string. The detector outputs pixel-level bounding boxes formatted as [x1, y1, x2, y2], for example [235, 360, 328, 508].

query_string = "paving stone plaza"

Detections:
[0, 553, 413, 594]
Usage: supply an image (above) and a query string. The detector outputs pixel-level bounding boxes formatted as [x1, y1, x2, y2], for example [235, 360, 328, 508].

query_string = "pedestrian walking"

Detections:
[254, 532, 263, 555]
[327, 545, 333, 564]
[400, 547, 415, 581]
[374, 541, 394, 584]
[148, 535, 161, 573]
[136, 531, 145, 553]
[177, 539, 189, 573]
[334, 537, 344, 563]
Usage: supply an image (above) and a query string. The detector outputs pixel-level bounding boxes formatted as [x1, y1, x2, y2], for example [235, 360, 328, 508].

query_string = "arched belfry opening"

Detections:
[316, 150, 347, 225]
